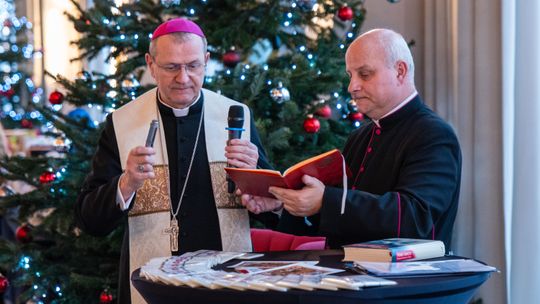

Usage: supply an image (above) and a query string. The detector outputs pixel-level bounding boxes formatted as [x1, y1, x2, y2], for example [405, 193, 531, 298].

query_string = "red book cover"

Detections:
[225, 149, 348, 198]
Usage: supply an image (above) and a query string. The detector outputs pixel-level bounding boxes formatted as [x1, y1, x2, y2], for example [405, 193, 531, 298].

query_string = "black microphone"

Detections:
[226, 105, 245, 193]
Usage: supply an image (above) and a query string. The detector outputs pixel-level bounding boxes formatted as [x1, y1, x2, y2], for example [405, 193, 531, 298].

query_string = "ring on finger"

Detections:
[137, 164, 145, 172]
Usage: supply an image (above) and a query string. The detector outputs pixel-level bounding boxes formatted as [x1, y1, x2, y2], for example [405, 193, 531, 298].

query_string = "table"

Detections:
[131, 250, 493, 304]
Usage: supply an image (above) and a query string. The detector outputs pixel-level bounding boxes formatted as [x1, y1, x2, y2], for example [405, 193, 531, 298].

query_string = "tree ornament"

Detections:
[99, 290, 113, 304]
[39, 171, 56, 184]
[160, 0, 181, 7]
[121, 75, 141, 95]
[20, 119, 33, 129]
[349, 112, 364, 121]
[303, 115, 321, 133]
[222, 49, 241, 68]
[315, 105, 332, 118]
[76, 71, 92, 81]
[296, 0, 317, 11]
[0, 184, 15, 197]
[269, 82, 290, 104]
[1, 88, 15, 97]
[15, 224, 32, 243]
[337, 6, 354, 21]
[0, 274, 8, 294]
[48, 91, 64, 105]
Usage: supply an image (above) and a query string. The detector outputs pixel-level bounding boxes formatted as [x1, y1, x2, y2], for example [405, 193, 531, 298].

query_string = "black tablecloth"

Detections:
[132, 250, 492, 304]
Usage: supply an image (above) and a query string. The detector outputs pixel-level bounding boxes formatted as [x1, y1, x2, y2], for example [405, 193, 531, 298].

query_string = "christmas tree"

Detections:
[0, 0, 397, 302]
[0, 0, 43, 129]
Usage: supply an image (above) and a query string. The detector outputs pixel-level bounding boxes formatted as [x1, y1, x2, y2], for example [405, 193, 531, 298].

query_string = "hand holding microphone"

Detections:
[225, 106, 259, 193]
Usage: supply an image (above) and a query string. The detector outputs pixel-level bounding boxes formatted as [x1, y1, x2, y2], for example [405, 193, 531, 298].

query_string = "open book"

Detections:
[225, 149, 348, 198]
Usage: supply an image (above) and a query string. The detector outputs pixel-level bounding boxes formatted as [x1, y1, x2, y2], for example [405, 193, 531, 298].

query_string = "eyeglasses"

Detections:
[152, 58, 206, 76]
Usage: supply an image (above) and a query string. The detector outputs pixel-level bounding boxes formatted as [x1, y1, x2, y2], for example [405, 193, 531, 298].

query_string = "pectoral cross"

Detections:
[163, 218, 179, 252]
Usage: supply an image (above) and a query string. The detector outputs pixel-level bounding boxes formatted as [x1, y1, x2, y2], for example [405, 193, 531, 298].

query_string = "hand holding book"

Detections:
[239, 191, 283, 214]
[226, 149, 348, 198]
[232, 149, 350, 217]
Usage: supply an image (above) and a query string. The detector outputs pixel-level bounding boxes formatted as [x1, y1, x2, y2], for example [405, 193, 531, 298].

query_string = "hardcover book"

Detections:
[342, 238, 446, 262]
[225, 149, 348, 198]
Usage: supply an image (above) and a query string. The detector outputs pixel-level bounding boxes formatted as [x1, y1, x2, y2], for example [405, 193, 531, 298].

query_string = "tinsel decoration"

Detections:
[303, 115, 321, 133]
[48, 91, 64, 105]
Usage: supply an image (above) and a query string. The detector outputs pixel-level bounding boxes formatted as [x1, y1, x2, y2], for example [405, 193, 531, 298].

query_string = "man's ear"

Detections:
[145, 53, 156, 79]
[395, 60, 408, 83]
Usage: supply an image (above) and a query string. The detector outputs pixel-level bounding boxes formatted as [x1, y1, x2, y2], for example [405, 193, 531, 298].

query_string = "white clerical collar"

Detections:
[157, 91, 202, 117]
[372, 91, 417, 128]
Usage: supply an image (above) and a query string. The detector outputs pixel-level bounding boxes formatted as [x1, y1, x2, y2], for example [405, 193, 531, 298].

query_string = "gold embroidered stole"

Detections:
[113, 88, 252, 304]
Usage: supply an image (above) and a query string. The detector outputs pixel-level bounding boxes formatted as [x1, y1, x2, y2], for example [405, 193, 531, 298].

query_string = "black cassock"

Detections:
[278, 95, 462, 251]
[75, 94, 275, 303]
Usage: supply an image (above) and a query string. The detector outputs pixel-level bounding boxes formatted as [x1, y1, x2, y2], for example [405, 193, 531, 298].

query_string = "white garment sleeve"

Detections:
[116, 182, 135, 211]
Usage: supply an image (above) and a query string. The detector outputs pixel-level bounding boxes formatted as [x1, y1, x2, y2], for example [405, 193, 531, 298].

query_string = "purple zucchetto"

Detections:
[151, 18, 205, 40]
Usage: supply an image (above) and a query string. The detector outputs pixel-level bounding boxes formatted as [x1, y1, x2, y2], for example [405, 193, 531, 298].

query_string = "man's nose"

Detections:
[348, 77, 362, 93]
[174, 67, 190, 82]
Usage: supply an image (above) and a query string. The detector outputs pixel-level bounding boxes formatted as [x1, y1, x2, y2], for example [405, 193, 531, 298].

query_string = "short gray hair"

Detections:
[363, 29, 415, 81]
[148, 32, 208, 57]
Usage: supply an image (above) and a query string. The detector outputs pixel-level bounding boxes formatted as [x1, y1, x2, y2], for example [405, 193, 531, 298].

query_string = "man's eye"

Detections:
[360, 73, 372, 79]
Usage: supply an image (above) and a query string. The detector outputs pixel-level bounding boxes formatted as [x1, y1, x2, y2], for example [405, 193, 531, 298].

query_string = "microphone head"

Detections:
[228, 105, 244, 128]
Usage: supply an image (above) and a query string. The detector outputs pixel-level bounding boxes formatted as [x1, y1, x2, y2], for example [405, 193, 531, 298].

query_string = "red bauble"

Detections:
[0, 274, 8, 294]
[303, 116, 321, 133]
[315, 105, 332, 118]
[0, 275, 8, 294]
[20, 119, 33, 129]
[349, 112, 364, 121]
[99, 290, 113, 303]
[222, 50, 241, 68]
[337, 6, 354, 21]
[39, 171, 56, 184]
[15, 225, 32, 243]
[48, 91, 64, 105]
[1, 88, 15, 97]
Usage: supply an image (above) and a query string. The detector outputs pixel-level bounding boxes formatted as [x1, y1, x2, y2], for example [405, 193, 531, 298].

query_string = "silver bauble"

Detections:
[269, 82, 290, 104]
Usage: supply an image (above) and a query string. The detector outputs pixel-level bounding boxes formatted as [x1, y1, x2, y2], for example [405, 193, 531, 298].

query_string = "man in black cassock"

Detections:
[241, 28, 462, 251]
[75, 18, 274, 304]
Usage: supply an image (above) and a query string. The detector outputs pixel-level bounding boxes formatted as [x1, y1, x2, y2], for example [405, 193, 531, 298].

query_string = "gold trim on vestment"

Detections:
[129, 165, 170, 216]
[210, 161, 245, 209]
